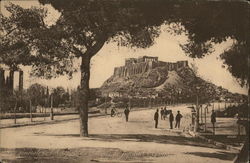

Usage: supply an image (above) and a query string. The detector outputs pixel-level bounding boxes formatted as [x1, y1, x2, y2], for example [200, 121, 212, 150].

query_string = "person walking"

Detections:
[175, 110, 183, 128]
[169, 110, 174, 129]
[154, 109, 159, 128]
[124, 106, 130, 122]
[111, 107, 115, 117]
[163, 108, 167, 120]
[211, 110, 216, 135]
[160, 108, 164, 120]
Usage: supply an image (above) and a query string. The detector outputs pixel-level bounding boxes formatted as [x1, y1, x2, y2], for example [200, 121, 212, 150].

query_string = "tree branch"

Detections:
[84, 36, 107, 58]
[2, 27, 18, 38]
[72, 45, 84, 57]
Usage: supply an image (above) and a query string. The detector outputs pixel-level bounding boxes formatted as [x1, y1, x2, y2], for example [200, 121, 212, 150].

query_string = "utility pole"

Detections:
[14, 101, 17, 124]
[29, 99, 33, 122]
[195, 95, 199, 132]
[105, 95, 107, 114]
[195, 86, 200, 132]
[200, 105, 203, 124]
[204, 104, 209, 132]
[129, 97, 131, 108]
[44, 107, 46, 120]
[50, 94, 54, 120]
[204, 106, 207, 132]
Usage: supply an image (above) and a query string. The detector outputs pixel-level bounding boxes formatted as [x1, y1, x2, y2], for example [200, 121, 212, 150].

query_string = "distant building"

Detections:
[114, 56, 188, 77]
[102, 90, 127, 98]
[137, 56, 158, 63]
[125, 58, 137, 65]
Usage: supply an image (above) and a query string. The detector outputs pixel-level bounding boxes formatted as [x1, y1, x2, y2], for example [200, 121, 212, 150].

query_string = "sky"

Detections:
[0, 0, 248, 95]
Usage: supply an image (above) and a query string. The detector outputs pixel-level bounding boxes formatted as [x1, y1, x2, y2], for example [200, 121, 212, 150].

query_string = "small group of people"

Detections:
[154, 108, 183, 129]
[160, 107, 171, 120]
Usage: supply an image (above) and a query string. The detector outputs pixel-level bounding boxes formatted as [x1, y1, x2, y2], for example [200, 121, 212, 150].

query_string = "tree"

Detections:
[27, 83, 46, 107]
[51, 86, 67, 107]
[0, 5, 46, 71]
[35, 0, 163, 136]
[0, 4, 76, 78]
[220, 42, 249, 87]
[1, 0, 248, 136]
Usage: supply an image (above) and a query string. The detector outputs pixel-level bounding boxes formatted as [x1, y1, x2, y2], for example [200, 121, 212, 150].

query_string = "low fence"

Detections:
[0, 110, 100, 120]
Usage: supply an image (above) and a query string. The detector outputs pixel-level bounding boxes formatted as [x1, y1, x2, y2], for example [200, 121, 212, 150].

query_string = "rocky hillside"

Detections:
[101, 64, 246, 103]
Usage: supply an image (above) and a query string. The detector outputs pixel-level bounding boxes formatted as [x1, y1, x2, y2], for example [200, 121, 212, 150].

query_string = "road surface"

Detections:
[0, 105, 237, 163]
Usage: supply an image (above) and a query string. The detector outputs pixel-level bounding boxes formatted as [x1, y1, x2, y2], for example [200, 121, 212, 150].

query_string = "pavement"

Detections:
[0, 105, 238, 163]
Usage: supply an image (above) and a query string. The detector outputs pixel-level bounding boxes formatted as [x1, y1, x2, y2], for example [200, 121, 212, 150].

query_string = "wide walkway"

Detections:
[0, 105, 237, 163]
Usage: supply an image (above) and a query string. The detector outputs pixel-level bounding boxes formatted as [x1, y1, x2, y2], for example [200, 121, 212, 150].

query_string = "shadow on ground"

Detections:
[0, 147, 168, 163]
[35, 132, 223, 149]
[185, 151, 236, 161]
[203, 134, 246, 147]
[88, 134, 223, 149]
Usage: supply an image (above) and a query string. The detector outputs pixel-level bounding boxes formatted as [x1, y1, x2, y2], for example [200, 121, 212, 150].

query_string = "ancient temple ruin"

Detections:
[113, 56, 188, 77]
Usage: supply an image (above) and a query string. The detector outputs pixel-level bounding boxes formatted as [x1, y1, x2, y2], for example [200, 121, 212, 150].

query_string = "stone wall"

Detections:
[114, 62, 150, 77]
[113, 59, 188, 77]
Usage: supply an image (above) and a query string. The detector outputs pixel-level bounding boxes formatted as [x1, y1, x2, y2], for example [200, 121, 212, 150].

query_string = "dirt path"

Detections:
[0, 106, 237, 163]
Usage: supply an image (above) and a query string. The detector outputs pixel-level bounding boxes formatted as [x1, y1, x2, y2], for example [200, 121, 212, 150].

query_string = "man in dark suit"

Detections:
[154, 109, 159, 128]
[211, 110, 216, 134]
[124, 106, 130, 122]
[175, 111, 183, 128]
[169, 110, 174, 129]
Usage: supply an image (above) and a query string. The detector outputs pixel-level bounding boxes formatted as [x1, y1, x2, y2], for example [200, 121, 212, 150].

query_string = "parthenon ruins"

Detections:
[113, 56, 188, 77]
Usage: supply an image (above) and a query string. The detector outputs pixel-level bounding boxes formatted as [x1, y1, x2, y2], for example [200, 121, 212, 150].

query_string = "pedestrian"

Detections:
[111, 107, 115, 117]
[154, 109, 159, 128]
[163, 107, 167, 120]
[169, 110, 174, 129]
[164, 107, 169, 118]
[175, 110, 183, 128]
[124, 106, 130, 122]
[211, 110, 216, 134]
[160, 108, 164, 120]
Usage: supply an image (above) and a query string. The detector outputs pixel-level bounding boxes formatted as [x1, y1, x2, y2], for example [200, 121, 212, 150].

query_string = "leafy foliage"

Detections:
[27, 83, 47, 107]
[220, 42, 249, 86]
[1, 0, 248, 84]
[0, 3, 75, 77]
[51, 86, 69, 107]
[39, 0, 248, 86]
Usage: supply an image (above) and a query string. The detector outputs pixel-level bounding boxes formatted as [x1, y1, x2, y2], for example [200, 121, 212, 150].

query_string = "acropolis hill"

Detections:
[101, 56, 245, 102]
[113, 56, 188, 77]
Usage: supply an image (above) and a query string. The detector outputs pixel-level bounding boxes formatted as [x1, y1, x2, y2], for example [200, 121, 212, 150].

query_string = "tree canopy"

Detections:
[2, 0, 248, 83]
[1, 0, 248, 84]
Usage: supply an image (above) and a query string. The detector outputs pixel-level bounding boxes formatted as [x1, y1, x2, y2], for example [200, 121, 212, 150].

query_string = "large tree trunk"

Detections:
[76, 36, 107, 137]
[78, 55, 91, 137]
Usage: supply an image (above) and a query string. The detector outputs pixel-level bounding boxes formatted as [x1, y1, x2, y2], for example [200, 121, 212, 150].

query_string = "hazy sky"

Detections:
[1, 0, 248, 95]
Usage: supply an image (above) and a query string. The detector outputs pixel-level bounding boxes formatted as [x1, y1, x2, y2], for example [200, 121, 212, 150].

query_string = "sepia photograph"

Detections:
[0, 0, 249, 162]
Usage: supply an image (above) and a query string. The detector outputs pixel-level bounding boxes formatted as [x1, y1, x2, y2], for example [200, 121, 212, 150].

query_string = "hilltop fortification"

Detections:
[101, 56, 245, 104]
[113, 56, 188, 77]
